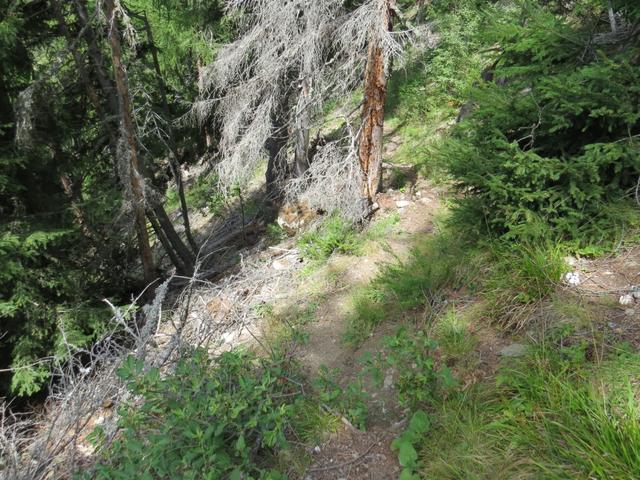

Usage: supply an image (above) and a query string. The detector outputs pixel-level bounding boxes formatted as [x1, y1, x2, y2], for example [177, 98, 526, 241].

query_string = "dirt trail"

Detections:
[297, 180, 440, 377]
[280, 178, 443, 479]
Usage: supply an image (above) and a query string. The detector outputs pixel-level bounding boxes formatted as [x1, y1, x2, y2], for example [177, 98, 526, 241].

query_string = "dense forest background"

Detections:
[1, 0, 639, 478]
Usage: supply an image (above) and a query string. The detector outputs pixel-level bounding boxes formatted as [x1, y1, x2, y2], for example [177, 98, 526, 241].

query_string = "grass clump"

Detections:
[297, 214, 362, 264]
[435, 307, 477, 360]
[415, 341, 640, 480]
[484, 242, 567, 330]
[346, 231, 480, 344]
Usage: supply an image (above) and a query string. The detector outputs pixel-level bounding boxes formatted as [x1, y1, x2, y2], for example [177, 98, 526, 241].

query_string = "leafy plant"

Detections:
[391, 410, 431, 480]
[384, 327, 457, 410]
[312, 365, 369, 430]
[89, 349, 300, 479]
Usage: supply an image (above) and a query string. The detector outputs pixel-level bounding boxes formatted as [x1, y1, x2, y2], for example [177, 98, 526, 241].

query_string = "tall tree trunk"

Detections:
[151, 204, 195, 274]
[104, 0, 157, 287]
[75, 0, 119, 118]
[147, 210, 190, 276]
[358, 0, 393, 203]
[293, 76, 311, 177]
[59, 173, 99, 244]
[197, 58, 214, 149]
[607, 0, 617, 33]
[138, 10, 198, 252]
[265, 102, 290, 200]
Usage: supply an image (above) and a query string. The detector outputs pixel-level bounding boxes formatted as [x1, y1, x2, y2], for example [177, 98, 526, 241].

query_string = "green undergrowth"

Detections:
[383, 1, 488, 180]
[297, 212, 400, 273]
[165, 171, 224, 213]
[415, 340, 640, 480]
[85, 344, 350, 480]
[344, 211, 631, 345]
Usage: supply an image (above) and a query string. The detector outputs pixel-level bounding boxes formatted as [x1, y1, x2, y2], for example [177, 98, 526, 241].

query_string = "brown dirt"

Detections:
[283, 176, 446, 478]
[303, 425, 401, 480]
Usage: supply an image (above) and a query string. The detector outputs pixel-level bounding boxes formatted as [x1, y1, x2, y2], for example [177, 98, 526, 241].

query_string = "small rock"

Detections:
[564, 256, 578, 267]
[313, 445, 321, 454]
[383, 373, 394, 390]
[272, 254, 298, 270]
[608, 321, 617, 329]
[625, 308, 636, 317]
[563, 271, 581, 286]
[499, 343, 528, 357]
[619, 294, 634, 306]
[395, 200, 411, 208]
[416, 191, 422, 197]
[632, 288, 640, 300]
[418, 197, 431, 206]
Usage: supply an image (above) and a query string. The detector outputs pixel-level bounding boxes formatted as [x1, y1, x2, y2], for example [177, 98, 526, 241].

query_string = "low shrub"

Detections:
[442, 2, 640, 244]
[88, 349, 301, 479]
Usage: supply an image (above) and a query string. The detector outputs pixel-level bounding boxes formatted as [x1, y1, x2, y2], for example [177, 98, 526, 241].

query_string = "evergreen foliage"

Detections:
[442, 1, 640, 242]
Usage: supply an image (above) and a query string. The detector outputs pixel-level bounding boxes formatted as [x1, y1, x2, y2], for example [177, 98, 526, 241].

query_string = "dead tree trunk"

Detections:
[137, 9, 198, 252]
[104, 0, 157, 287]
[197, 58, 214, 149]
[75, 0, 119, 118]
[358, 0, 393, 203]
[265, 97, 290, 200]
[293, 76, 311, 177]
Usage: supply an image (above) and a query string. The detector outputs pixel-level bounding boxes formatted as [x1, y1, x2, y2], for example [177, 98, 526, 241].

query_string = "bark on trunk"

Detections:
[148, 210, 190, 276]
[293, 76, 311, 177]
[75, 0, 119, 118]
[104, 0, 157, 287]
[358, 0, 393, 203]
[265, 103, 289, 200]
[59, 174, 99, 244]
[197, 58, 214, 149]
[138, 10, 197, 252]
[151, 204, 195, 274]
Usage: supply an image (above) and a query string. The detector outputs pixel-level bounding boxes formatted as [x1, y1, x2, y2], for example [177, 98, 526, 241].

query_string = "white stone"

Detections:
[396, 200, 411, 208]
[619, 294, 635, 306]
[563, 271, 581, 286]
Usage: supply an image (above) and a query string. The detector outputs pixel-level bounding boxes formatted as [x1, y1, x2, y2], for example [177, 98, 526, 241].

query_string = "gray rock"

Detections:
[619, 294, 635, 306]
[499, 343, 528, 357]
[395, 200, 411, 208]
[383, 373, 394, 390]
